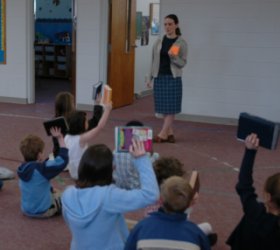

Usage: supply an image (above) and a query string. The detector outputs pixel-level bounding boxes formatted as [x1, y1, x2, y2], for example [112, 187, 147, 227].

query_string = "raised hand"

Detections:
[245, 133, 259, 150]
[129, 138, 146, 158]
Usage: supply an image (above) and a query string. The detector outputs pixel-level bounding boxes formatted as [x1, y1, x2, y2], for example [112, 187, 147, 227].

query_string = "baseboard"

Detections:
[134, 89, 153, 99]
[0, 96, 27, 104]
[77, 102, 238, 126]
[76, 103, 92, 112]
[176, 113, 238, 125]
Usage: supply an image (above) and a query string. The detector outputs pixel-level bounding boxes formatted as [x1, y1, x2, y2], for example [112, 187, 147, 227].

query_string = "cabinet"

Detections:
[35, 44, 71, 79]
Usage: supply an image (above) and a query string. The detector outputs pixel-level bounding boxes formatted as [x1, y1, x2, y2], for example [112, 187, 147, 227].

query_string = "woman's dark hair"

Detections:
[165, 14, 181, 36]
[264, 173, 280, 209]
[67, 111, 87, 135]
[76, 144, 113, 188]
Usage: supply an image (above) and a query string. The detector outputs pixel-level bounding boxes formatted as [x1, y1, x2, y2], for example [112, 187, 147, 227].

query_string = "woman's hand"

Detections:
[147, 81, 153, 89]
[245, 133, 259, 150]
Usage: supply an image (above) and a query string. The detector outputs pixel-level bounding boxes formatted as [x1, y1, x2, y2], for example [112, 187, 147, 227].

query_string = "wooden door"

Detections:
[108, 0, 136, 108]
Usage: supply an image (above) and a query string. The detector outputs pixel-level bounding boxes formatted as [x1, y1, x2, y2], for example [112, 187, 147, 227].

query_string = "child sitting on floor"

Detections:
[53, 91, 104, 157]
[17, 127, 68, 218]
[61, 139, 159, 250]
[113, 120, 159, 189]
[227, 133, 280, 250]
[142, 156, 217, 246]
[124, 176, 210, 250]
[65, 102, 111, 179]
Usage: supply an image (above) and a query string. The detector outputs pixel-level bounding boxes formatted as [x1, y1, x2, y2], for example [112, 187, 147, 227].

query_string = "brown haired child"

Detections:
[124, 176, 210, 250]
[17, 127, 68, 218]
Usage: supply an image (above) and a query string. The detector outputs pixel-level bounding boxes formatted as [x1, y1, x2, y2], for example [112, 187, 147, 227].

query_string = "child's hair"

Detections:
[76, 144, 113, 188]
[19, 135, 45, 161]
[126, 120, 144, 127]
[264, 173, 280, 209]
[55, 92, 75, 118]
[161, 176, 194, 213]
[153, 157, 185, 186]
[67, 111, 87, 135]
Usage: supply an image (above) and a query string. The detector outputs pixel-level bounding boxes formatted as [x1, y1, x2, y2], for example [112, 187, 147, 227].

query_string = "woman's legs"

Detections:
[158, 114, 175, 139]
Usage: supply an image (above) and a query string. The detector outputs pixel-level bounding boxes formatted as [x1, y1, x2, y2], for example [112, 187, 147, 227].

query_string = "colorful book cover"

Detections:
[115, 126, 153, 152]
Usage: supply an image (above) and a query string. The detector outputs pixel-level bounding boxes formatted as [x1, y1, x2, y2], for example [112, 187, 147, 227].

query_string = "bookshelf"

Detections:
[35, 44, 71, 79]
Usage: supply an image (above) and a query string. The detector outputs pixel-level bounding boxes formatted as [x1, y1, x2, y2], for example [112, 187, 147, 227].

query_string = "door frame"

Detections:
[27, 0, 35, 103]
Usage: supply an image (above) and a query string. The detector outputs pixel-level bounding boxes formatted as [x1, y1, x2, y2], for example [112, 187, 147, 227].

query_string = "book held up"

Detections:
[92, 82, 112, 105]
[237, 112, 280, 150]
[115, 126, 153, 153]
[43, 116, 69, 136]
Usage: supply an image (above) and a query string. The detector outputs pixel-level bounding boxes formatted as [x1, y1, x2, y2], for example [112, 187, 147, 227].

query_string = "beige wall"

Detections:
[161, 0, 280, 121]
[2, 0, 279, 123]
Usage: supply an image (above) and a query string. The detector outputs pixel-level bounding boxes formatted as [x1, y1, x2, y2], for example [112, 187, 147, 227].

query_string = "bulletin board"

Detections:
[0, 0, 6, 64]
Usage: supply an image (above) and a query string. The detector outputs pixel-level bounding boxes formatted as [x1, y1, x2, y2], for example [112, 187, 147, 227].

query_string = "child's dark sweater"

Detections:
[227, 149, 280, 250]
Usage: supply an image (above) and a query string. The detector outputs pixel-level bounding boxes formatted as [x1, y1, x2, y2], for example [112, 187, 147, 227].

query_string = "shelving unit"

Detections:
[35, 44, 71, 79]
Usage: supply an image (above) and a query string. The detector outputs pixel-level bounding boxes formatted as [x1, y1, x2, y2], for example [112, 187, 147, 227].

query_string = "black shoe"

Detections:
[208, 233, 218, 246]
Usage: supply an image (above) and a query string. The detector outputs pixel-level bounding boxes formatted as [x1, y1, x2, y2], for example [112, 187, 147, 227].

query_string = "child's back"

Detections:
[62, 141, 159, 250]
[124, 176, 210, 250]
[65, 103, 111, 179]
[17, 128, 68, 218]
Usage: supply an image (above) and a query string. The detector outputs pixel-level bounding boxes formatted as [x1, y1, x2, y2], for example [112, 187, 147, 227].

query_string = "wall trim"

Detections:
[0, 97, 27, 104]
[135, 89, 153, 99]
[77, 102, 238, 125]
[76, 103, 92, 112]
[175, 113, 238, 125]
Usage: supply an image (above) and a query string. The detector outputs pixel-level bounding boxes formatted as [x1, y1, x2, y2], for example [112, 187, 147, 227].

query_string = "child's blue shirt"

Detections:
[62, 155, 159, 250]
[17, 147, 68, 215]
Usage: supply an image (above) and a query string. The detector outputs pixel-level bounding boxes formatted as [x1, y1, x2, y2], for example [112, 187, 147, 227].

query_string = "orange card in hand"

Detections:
[169, 44, 180, 56]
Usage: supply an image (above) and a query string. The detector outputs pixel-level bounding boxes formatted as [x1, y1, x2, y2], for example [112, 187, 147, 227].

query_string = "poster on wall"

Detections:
[150, 3, 160, 35]
[0, 0, 6, 64]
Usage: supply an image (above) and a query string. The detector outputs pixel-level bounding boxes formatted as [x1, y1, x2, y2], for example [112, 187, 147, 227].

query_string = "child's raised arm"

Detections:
[80, 102, 112, 146]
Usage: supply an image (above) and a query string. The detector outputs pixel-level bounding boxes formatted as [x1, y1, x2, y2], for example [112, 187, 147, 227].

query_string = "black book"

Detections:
[43, 117, 69, 136]
[92, 81, 103, 101]
[237, 112, 280, 150]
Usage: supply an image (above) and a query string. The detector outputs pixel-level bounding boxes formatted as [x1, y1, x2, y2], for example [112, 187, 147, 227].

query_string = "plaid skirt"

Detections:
[154, 75, 182, 114]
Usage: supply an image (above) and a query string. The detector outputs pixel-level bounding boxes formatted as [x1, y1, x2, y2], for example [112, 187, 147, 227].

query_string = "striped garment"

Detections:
[154, 75, 182, 114]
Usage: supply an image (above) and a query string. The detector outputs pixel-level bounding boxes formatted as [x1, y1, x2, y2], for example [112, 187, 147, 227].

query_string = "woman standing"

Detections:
[147, 14, 187, 143]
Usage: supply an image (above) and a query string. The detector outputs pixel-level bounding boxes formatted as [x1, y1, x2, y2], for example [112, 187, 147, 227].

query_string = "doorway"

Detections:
[33, 0, 75, 103]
